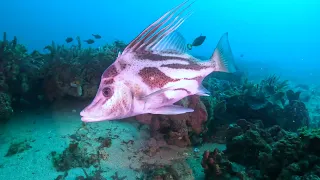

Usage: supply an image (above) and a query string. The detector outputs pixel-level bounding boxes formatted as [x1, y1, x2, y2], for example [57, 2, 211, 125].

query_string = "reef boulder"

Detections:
[0, 92, 13, 123]
[136, 95, 208, 147]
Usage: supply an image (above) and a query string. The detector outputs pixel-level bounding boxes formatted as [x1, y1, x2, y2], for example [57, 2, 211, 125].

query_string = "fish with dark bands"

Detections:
[80, 0, 237, 122]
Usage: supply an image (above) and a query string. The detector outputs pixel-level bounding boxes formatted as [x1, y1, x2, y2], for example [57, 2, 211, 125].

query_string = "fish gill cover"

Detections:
[0, 0, 320, 180]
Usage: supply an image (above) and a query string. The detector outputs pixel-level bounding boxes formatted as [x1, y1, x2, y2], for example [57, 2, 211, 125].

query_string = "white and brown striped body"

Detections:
[80, 0, 237, 122]
[117, 51, 214, 110]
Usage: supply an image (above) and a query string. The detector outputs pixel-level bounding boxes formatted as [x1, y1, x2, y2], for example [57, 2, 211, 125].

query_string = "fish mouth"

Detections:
[80, 109, 107, 122]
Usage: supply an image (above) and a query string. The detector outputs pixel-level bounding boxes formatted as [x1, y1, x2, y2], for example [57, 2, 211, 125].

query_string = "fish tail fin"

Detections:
[210, 32, 236, 73]
[187, 44, 192, 50]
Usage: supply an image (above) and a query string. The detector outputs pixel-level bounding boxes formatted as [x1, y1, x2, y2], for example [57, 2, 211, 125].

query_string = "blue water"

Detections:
[1, 0, 320, 84]
[1, 1, 320, 179]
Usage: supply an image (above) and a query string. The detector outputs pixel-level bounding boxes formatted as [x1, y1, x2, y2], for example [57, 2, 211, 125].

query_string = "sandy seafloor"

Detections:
[0, 99, 225, 180]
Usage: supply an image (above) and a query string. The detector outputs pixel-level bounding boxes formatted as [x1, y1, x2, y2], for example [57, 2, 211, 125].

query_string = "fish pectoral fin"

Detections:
[141, 86, 176, 109]
[196, 85, 210, 96]
[149, 105, 194, 115]
[141, 87, 172, 101]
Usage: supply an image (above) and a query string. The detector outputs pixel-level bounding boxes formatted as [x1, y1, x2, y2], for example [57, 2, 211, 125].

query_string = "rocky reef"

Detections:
[201, 75, 312, 144]
[141, 160, 194, 180]
[0, 92, 13, 123]
[0, 32, 315, 133]
[1, 32, 320, 180]
[0, 32, 126, 123]
[136, 95, 208, 147]
[42, 38, 126, 101]
[202, 119, 320, 179]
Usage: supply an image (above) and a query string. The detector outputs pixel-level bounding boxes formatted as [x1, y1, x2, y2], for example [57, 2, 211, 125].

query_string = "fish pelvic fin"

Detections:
[148, 105, 194, 115]
[210, 32, 237, 73]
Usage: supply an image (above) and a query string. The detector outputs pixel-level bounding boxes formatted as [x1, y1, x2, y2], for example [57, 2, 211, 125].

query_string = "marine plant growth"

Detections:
[1, 30, 320, 179]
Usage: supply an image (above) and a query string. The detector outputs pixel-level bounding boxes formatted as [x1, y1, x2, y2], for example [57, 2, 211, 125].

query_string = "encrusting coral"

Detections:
[42, 39, 126, 100]
[202, 74, 310, 144]
[136, 95, 208, 147]
[202, 119, 320, 179]
[0, 32, 126, 121]
[0, 92, 13, 123]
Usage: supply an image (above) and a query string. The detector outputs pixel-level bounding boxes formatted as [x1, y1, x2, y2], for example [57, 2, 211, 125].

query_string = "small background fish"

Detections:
[65, 37, 73, 43]
[92, 34, 101, 39]
[187, 34, 206, 50]
[84, 39, 95, 44]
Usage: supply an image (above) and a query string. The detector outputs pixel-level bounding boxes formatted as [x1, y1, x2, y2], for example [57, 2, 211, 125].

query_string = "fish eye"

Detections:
[102, 87, 112, 98]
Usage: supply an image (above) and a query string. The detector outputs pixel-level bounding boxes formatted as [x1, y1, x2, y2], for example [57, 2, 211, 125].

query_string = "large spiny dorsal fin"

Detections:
[150, 31, 188, 53]
[121, 0, 195, 55]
